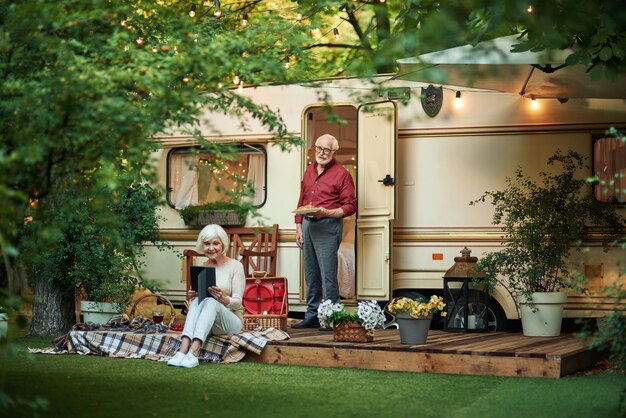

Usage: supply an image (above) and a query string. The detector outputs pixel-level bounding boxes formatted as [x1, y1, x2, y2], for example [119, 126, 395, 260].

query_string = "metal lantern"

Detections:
[443, 247, 489, 332]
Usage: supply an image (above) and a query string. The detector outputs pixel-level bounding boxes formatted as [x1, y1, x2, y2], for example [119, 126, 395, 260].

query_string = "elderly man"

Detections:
[292, 134, 357, 329]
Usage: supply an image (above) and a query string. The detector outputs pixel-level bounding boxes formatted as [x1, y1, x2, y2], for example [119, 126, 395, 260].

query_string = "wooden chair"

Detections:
[183, 224, 279, 305]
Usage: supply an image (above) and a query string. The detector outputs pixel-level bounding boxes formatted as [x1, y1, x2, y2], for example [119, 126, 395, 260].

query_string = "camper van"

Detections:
[146, 76, 626, 331]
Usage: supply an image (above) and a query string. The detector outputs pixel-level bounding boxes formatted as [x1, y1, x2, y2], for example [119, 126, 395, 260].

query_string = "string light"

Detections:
[189, 3, 196, 17]
[284, 56, 290, 69]
[120, 19, 127, 27]
[135, 37, 144, 46]
[238, 80, 244, 93]
[333, 27, 340, 41]
[233, 74, 240, 85]
[296, 12, 302, 21]
[454, 91, 463, 109]
[151, 45, 158, 53]
[242, 12, 248, 27]
[214, 0, 222, 17]
[527, 5, 533, 13]
[530, 97, 540, 110]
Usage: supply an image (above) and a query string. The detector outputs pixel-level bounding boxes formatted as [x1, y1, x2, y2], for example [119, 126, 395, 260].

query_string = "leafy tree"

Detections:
[0, 0, 316, 336]
[291, 1, 626, 79]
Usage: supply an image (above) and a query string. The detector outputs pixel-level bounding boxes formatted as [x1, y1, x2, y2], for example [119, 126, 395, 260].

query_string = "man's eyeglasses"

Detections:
[314, 145, 335, 155]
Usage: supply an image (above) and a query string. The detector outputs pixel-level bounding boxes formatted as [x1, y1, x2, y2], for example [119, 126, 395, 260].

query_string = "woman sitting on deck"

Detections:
[167, 224, 245, 368]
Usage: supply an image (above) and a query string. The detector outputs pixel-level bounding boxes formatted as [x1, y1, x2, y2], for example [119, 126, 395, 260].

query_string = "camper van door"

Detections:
[356, 101, 397, 301]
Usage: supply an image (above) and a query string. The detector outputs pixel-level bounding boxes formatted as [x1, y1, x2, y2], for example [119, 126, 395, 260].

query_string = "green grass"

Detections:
[1, 325, 625, 418]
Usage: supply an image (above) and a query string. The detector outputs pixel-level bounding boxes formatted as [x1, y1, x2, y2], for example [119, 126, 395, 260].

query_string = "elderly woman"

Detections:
[167, 224, 245, 368]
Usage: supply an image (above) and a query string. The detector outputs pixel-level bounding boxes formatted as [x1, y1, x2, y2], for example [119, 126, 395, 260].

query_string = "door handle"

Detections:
[378, 174, 395, 186]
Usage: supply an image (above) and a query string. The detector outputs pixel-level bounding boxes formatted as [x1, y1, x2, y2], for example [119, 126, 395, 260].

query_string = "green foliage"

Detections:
[20, 178, 167, 307]
[0, 0, 315, 333]
[471, 149, 625, 300]
[582, 284, 626, 369]
[178, 202, 247, 226]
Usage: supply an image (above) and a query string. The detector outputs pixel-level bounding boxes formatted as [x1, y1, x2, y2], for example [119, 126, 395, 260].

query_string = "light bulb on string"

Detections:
[284, 56, 290, 70]
[214, 0, 222, 17]
[189, 4, 196, 17]
[296, 12, 302, 21]
[242, 12, 248, 27]
[333, 27, 340, 41]
[238, 80, 244, 93]
[233, 74, 240, 85]
[454, 91, 463, 109]
[135, 37, 144, 46]
[530, 97, 540, 110]
[527, 5, 533, 13]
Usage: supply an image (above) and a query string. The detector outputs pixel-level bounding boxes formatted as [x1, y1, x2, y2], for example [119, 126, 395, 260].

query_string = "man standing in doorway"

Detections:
[292, 134, 357, 329]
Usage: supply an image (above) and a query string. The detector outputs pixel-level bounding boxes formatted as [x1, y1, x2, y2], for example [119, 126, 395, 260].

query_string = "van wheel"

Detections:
[448, 300, 507, 331]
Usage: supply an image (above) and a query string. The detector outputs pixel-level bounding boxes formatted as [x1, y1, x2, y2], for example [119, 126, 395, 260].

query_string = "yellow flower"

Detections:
[387, 296, 446, 318]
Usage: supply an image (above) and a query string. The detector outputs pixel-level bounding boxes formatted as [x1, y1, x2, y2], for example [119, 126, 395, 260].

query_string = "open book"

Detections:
[190, 266, 217, 302]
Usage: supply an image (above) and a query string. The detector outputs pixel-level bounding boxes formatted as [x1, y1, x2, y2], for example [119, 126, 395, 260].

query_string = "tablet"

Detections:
[190, 266, 217, 302]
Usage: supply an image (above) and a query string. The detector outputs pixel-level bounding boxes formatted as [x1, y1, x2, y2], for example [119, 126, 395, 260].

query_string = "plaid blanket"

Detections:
[29, 327, 289, 364]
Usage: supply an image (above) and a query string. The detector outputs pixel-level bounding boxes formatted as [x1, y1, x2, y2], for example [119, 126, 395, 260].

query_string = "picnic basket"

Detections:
[129, 293, 177, 328]
[242, 272, 288, 331]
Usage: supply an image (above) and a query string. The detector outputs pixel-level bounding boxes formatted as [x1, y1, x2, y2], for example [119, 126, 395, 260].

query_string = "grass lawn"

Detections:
[1, 325, 625, 418]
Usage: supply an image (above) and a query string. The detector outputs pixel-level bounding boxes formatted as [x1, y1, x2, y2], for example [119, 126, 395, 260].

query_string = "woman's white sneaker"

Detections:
[167, 351, 186, 367]
[179, 352, 200, 368]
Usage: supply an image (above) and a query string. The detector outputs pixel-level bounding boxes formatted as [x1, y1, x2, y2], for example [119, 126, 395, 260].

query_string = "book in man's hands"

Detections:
[190, 266, 217, 302]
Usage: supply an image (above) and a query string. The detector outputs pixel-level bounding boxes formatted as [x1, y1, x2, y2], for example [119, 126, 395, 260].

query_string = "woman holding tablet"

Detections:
[167, 224, 245, 368]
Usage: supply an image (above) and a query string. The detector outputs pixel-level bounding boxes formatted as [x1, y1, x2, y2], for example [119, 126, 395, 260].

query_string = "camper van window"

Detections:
[167, 145, 267, 209]
[593, 135, 626, 204]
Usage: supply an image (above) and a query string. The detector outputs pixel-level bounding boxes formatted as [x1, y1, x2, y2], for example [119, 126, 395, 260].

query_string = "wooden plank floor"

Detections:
[243, 328, 607, 378]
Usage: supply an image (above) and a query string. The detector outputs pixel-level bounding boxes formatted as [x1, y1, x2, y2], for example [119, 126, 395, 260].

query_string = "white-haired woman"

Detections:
[167, 224, 245, 368]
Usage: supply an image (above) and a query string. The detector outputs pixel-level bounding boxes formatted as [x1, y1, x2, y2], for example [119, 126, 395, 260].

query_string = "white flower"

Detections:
[357, 300, 386, 332]
[317, 299, 344, 328]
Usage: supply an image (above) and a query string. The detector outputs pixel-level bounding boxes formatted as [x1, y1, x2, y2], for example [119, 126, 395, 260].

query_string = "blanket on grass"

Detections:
[29, 325, 289, 364]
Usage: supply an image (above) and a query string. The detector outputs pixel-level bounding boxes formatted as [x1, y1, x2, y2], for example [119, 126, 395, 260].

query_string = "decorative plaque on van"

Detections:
[421, 84, 443, 117]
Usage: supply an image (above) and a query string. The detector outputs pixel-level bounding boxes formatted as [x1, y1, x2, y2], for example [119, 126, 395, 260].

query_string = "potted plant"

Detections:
[318, 300, 386, 342]
[387, 295, 447, 344]
[179, 201, 247, 227]
[471, 149, 624, 336]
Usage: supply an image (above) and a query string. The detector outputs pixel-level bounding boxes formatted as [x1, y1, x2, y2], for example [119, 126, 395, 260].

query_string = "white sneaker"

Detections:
[179, 352, 199, 368]
[167, 351, 186, 367]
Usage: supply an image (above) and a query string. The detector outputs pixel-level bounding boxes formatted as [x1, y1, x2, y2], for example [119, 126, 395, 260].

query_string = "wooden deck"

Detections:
[243, 328, 607, 378]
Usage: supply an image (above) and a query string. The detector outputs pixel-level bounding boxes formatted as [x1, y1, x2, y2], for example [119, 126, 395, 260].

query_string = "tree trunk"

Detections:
[29, 279, 76, 336]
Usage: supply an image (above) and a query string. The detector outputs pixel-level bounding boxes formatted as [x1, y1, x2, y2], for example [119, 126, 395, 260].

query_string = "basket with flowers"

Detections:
[318, 300, 386, 342]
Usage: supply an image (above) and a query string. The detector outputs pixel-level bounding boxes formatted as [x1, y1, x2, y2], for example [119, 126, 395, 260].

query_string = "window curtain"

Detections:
[173, 154, 199, 209]
[594, 137, 626, 203]
[245, 154, 265, 205]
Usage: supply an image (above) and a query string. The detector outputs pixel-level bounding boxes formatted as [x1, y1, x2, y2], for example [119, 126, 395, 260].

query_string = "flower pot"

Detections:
[183, 210, 246, 227]
[80, 301, 123, 325]
[517, 291, 567, 337]
[333, 322, 373, 343]
[396, 312, 432, 345]
[0, 313, 8, 340]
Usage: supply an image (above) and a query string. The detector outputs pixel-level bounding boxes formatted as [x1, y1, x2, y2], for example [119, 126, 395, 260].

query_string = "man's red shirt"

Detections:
[295, 159, 356, 223]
